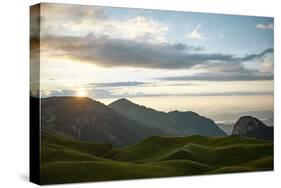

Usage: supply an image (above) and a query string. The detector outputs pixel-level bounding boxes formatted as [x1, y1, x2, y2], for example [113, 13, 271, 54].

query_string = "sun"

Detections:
[76, 89, 87, 97]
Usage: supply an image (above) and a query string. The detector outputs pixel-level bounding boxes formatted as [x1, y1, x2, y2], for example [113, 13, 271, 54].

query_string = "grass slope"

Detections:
[40, 130, 273, 184]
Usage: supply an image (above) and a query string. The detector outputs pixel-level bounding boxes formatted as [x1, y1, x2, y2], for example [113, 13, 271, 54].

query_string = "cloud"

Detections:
[156, 48, 274, 81]
[114, 91, 273, 98]
[164, 83, 198, 86]
[42, 88, 273, 99]
[93, 16, 169, 44]
[41, 89, 76, 97]
[40, 34, 272, 71]
[186, 24, 204, 39]
[193, 61, 245, 73]
[92, 89, 114, 98]
[86, 81, 147, 88]
[41, 3, 106, 34]
[256, 23, 274, 30]
[259, 57, 273, 74]
[41, 88, 114, 99]
[240, 48, 273, 61]
[41, 3, 106, 21]
[85, 81, 197, 89]
[41, 4, 168, 44]
[158, 72, 273, 81]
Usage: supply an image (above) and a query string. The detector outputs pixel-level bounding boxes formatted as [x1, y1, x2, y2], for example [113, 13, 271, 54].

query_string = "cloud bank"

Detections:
[86, 81, 147, 88]
[158, 72, 273, 81]
[42, 88, 273, 99]
[40, 34, 273, 73]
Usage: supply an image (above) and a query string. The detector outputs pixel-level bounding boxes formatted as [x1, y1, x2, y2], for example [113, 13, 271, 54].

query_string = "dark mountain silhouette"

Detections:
[109, 98, 226, 137]
[109, 98, 178, 134]
[232, 116, 273, 140]
[41, 97, 166, 147]
[167, 111, 226, 136]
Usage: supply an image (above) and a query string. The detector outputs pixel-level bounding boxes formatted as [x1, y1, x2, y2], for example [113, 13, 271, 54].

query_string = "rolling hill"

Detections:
[40, 129, 273, 184]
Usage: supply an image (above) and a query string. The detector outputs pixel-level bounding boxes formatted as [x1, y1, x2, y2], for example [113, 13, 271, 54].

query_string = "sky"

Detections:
[30, 3, 274, 117]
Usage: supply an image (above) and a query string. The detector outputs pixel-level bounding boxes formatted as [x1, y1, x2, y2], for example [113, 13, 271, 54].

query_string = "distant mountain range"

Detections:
[41, 97, 166, 147]
[109, 98, 226, 137]
[40, 96, 273, 146]
[41, 97, 226, 146]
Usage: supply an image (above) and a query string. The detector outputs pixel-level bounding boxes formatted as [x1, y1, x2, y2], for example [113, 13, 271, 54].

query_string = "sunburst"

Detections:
[76, 89, 87, 97]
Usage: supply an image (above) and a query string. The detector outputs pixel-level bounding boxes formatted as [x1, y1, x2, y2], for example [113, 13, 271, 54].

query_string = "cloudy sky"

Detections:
[31, 3, 274, 116]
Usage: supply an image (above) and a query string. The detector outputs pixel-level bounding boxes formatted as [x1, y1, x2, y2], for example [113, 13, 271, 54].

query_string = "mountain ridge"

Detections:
[41, 97, 167, 147]
[41, 96, 227, 147]
[109, 98, 226, 137]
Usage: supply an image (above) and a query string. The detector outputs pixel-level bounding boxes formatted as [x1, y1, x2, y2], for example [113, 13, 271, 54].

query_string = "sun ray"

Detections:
[76, 89, 87, 97]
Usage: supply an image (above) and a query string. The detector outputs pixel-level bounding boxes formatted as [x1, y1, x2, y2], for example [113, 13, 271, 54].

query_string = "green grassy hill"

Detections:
[40, 130, 273, 184]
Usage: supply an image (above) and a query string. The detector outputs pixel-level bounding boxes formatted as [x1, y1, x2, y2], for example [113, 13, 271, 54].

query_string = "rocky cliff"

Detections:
[232, 116, 273, 140]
